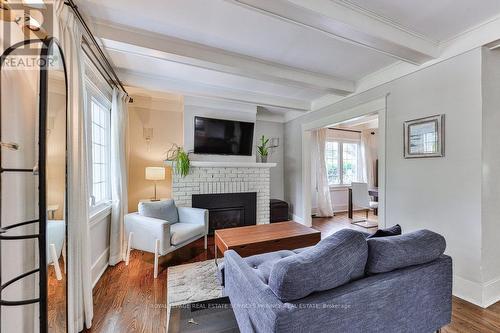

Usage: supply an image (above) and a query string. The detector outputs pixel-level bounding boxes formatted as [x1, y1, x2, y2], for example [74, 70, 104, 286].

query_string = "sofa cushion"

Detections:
[217, 249, 303, 286]
[170, 223, 204, 245]
[138, 200, 178, 223]
[367, 224, 402, 239]
[366, 229, 446, 274]
[268, 229, 368, 302]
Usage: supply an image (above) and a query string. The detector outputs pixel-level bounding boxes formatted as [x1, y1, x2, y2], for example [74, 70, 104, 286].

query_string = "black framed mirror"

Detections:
[42, 38, 68, 333]
[0, 37, 68, 333]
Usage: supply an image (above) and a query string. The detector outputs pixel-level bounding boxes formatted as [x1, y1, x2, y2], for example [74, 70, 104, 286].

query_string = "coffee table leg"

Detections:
[214, 243, 218, 266]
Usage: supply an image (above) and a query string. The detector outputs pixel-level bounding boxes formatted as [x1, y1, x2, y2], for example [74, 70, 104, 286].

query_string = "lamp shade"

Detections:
[145, 167, 165, 181]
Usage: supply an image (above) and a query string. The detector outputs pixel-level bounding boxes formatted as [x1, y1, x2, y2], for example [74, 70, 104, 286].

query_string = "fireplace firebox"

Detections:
[192, 192, 257, 234]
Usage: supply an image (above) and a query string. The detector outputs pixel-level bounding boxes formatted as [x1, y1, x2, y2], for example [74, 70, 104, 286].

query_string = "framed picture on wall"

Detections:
[404, 114, 445, 158]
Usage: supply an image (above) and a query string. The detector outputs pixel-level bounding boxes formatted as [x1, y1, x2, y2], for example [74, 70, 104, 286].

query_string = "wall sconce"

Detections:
[143, 127, 153, 152]
[269, 137, 280, 148]
[0, 142, 19, 150]
[0, 0, 48, 40]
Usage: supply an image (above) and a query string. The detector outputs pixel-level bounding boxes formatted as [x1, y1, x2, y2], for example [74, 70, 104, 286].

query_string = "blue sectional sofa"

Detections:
[223, 228, 452, 333]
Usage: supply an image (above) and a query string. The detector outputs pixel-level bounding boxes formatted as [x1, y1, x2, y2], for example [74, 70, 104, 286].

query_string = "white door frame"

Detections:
[300, 96, 388, 228]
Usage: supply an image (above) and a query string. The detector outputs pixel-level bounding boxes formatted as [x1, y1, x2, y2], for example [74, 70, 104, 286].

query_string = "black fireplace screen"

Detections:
[192, 192, 257, 234]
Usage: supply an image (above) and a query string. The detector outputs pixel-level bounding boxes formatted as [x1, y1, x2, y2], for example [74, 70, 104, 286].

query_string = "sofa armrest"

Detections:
[177, 207, 208, 234]
[224, 250, 287, 333]
[124, 212, 173, 254]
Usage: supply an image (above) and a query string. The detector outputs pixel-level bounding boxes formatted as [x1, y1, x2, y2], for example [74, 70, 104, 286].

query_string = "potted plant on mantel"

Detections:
[165, 144, 191, 177]
[257, 135, 270, 163]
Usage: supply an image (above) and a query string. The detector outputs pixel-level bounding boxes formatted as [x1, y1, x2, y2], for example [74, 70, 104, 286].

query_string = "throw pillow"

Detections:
[138, 199, 179, 223]
[367, 224, 402, 238]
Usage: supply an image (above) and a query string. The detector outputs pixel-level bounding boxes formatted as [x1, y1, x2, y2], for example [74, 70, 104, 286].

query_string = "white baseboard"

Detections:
[483, 276, 500, 308]
[453, 274, 500, 308]
[312, 206, 370, 215]
[92, 247, 109, 288]
[453, 275, 483, 307]
[334, 205, 348, 213]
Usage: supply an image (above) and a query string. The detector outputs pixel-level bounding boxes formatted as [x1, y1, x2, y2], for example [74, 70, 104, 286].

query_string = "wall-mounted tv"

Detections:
[194, 116, 254, 156]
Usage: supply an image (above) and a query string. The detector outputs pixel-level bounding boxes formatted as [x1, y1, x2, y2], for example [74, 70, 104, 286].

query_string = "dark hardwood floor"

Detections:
[48, 257, 67, 333]
[83, 212, 500, 332]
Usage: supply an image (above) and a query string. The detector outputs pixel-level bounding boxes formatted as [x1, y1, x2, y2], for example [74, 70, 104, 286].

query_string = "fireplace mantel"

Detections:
[166, 160, 277, 168]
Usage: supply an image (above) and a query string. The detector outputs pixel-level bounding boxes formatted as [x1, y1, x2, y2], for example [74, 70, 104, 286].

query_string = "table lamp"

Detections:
[145, 167, 165, 201]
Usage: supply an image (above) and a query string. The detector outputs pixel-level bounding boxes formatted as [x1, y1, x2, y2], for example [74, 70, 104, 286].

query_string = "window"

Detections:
[325, 142, 340, 184]
[89, 97, 111, 208]
[85, 57, 112, 213]
[325, 140, 360, 186]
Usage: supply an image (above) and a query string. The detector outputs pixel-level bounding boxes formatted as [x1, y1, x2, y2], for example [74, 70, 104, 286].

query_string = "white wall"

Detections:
[480, 47, 500, 306]
[254, 120, 284, 199]
[284, 48, 485, 305]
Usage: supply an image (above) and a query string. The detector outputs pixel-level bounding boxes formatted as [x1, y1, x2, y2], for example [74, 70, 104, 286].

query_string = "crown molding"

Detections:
[334, 0, 440, 45]
[289, 13, 500, 124]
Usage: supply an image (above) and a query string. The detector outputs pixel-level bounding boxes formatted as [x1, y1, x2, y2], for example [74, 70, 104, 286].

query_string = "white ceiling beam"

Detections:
[232, 0, 440, 64]
[93, 21, 354, 95]
[118, 69, 311, 111]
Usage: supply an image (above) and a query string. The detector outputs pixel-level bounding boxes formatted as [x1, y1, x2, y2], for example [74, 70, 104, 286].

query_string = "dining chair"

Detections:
[351, 182, 378, 228]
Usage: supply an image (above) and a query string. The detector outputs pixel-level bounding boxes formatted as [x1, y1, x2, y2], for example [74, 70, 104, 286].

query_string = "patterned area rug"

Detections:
[167, 259, 239, 333]
[167, 259, 223, 307]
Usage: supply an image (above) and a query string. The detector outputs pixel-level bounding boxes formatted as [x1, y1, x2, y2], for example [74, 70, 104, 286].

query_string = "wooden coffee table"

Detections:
[214, 221, 321, 264]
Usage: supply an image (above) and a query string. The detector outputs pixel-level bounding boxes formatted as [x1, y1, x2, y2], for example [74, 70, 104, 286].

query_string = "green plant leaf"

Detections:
[171, 147, 190, 177]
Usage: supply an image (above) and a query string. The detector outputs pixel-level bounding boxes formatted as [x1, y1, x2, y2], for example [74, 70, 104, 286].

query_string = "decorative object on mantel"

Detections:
[165, 143, 191, 177]
[404, 114, 445, 158]
[145, 167, 165, 201]
[257, 135, 270, 163]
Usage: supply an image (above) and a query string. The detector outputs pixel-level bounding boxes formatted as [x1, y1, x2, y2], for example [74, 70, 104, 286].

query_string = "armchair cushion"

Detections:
[170, 223, 205, 246]
[366, 229, 446, 274]
[268, 229, 368, 302]
[138, 199, 178, 223]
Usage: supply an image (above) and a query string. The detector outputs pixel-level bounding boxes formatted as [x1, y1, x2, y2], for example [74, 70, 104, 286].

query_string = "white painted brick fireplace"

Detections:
[171, 161, 276, 225]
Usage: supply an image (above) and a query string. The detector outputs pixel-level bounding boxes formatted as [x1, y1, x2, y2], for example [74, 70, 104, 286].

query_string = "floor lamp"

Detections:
[145, 167, 165, 201]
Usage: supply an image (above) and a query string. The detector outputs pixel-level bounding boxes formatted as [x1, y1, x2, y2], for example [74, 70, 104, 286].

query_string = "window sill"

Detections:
[329, 185, 351, 191]
[89, 204, 112, 227]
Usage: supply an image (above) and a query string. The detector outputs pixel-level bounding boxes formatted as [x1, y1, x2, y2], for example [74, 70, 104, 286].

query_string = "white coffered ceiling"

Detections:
[76, 0, 500, 118]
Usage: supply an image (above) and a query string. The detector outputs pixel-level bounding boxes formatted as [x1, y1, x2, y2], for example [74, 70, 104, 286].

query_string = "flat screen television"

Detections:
[194, 116, 254, 156]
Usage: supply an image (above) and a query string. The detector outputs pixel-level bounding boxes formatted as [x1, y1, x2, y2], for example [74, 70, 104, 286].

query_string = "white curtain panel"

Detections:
[312, 128, 334, 217]
[56, 1, 94, 331]
[109, 88, 129, 265]
[360, 130, 375, 188]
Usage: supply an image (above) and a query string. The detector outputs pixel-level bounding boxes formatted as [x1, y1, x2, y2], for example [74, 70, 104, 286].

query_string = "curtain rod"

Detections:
[328, 128, 361, 134]
[64, 0, 130, 99]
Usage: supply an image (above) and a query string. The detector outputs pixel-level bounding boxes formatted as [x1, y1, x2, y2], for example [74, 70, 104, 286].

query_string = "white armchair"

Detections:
[124, 200, 208, 278]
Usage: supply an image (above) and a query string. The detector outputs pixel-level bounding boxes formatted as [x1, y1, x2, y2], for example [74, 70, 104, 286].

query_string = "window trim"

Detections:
[325, 138, 361, 187]
[85, 78, 112, 215]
